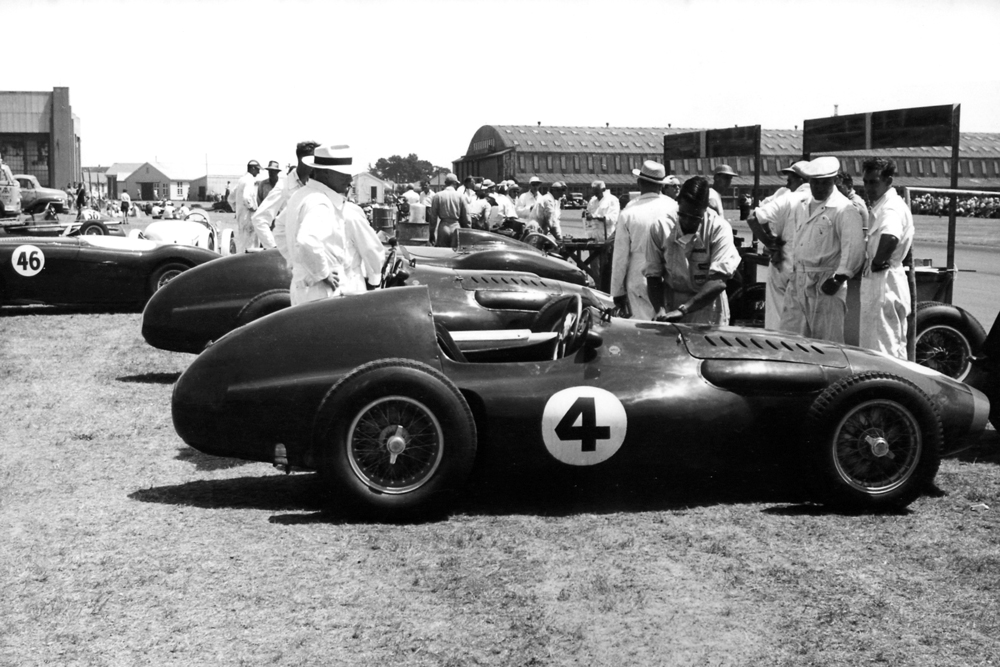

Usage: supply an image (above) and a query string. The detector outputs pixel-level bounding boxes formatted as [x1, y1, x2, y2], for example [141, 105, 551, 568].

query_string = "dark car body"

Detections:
[14, 174, 71, 215]
[0, 235, 219, 308]
[172, 286, 991, 519]
[0, 218, 127, 238]
[141, 229, 595, 353]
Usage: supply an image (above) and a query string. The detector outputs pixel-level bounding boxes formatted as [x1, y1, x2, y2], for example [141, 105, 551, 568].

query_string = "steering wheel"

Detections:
[521, 232, 558, 252]
[550, 294, 591, 359]
[379, 247, 397, 288]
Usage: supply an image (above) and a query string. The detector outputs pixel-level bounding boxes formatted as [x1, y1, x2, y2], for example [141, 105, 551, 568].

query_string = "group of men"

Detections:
[605, 156, 912, 359]
[233, 142, 385, 306]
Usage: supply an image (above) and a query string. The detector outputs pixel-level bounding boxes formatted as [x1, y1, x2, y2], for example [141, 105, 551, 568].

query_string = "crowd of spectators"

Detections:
[910, 192, 1000, 218]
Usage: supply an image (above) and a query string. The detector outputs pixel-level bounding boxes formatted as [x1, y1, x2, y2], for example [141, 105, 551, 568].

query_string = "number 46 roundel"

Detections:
[541, 387, 627, 465]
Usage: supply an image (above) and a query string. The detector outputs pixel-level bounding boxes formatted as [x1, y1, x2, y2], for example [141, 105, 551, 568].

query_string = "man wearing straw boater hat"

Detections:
[279, 144, 385, 305]
[610, 161, 677, 320]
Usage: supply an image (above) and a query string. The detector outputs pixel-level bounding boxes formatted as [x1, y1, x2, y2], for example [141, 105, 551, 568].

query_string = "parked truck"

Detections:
[15, 174, 70, 215]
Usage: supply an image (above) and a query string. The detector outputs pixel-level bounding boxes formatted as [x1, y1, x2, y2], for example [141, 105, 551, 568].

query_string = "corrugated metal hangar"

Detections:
[453, 124, 1000, 197]
[0, 87, 80, 190]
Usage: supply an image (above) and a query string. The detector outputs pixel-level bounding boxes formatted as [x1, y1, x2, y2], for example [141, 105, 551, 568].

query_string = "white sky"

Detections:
[6, 0, 1000, 176]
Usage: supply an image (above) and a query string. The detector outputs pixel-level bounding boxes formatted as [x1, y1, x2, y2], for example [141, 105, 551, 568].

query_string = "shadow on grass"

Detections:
[174, 446, 253, 471]
[0, 304, 141, 316]
[129, 458, 834, 524]
[117, 372, 182, 384]
[951, 428, 1000, 466]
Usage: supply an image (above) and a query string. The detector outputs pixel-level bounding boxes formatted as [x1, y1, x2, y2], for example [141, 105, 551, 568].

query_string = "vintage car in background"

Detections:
[0, 216, 128, 237]
[171, 285, 992, 521]
[14, 174, 71, 215]
[0, 163, 21, 218]
[130, 208, 236, 256]
[0, 235, 219, 308]
[141, 228, 594, 353]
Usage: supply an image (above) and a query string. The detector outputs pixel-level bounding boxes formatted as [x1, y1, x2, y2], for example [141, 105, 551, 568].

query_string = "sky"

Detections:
[6, 0, 1000, 177]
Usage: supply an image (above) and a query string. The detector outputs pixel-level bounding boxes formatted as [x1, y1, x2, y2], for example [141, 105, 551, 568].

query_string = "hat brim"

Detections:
[302, 155, 353, 173]
[633, 168, 667, 185]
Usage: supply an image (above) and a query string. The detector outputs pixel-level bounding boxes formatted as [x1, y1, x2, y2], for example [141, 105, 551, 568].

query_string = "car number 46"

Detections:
[12, 245, 45, 277]
[541, 387, 627, 465]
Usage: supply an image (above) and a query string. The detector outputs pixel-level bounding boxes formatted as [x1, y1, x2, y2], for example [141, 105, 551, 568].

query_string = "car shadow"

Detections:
[117, 372, 182, 384]
[950, 428, 1000, 466]
[173, 446, 254, 471]
[130, 458, 830, 524]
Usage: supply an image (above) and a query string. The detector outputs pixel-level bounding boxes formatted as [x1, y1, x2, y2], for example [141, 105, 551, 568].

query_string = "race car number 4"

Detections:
[12, 245, 45, 277]
[541, 387, 626, 465]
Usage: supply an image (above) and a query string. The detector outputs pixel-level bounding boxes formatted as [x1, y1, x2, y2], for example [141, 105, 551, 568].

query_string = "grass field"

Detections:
[2, 289, 1000, 663]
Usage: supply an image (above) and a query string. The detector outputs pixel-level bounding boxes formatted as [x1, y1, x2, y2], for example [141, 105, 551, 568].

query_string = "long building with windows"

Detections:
[454, 124, 1000, 199]
[0, 87, 80, 189]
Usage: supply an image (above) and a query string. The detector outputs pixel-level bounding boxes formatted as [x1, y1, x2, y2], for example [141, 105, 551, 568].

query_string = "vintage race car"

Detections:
[0, 235, 219, 308]
[172, 286, 991, 520]
[141, 228, 594, 353]
[0, 216, 128, 237]
[130, 209, 236, 256]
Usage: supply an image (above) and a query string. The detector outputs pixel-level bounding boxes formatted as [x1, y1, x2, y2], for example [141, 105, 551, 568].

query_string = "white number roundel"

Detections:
[541, 386, 627, 466]
[12, 245, 45, 277]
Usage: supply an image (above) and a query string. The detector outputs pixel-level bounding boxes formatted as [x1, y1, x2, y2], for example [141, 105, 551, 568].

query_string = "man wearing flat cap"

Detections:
[233, 160, 262, 252]
[278, 144, 384, 304]
[708, 164, 737, 218]
[747, 160, 812, 330]
[585, 180, 621, 243]
[610, 161, 678, 320]
[428, 173, 470, 246]
[778, 156, 864, 343]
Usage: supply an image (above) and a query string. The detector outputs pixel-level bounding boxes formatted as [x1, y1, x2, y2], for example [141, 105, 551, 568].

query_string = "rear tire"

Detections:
[79, 221, 109, 236]
[803, 372, 941, 511]
[313, 359, 477, 521]
[915, 302, 987, 381]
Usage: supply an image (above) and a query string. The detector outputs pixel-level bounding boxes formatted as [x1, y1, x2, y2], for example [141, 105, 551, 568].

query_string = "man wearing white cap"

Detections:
[661, 175, 681, 200]
[779, 156, 865, 343]
[610, 161, 677, 320]
[644, 176, 741, 325]
[487, 180, 517, 228]
[279, 144, 384, 305]
[860, 158, 913, 358]
[428, 173, 470, 246]
[515, 176, 543, 219]
[233, 160, 262, 253]
[257, 140, 320, 255]
[584, 180, 621, 243]
[747, 160, 812, 330]
[708, 164, 737, 218]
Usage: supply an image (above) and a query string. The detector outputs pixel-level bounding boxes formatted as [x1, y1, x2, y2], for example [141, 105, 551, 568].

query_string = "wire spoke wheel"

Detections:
[347, 395, 444, 494]
[915, 324, 972, 380]
[832, 399, 921, 496]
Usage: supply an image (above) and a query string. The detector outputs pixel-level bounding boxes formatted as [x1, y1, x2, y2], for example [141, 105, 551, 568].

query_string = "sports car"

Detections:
[172, 286, 991, 520]
[0, 235, 220, 308]
[130, 209, 236, 256]
[141, 228, 594, 353]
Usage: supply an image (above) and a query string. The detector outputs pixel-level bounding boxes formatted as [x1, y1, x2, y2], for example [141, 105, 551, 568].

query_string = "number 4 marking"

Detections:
[554, 397, 611, 452]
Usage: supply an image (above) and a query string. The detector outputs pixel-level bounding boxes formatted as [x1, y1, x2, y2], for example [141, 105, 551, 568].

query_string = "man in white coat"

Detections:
[584, 180, 621, 242]
[610, 161, 677, 320]
[233, 160, 261, 252]
[779, 156, 865, 343]
[256, 141, 319, 256]
[860, 158, 913, 358]
[279, 145, 384, 305]
[515, 176, 544, 219]
[746, 161, 811, 330]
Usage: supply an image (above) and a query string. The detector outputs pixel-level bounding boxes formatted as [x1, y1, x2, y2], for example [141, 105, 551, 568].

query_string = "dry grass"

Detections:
[2, 239, 1000, 666]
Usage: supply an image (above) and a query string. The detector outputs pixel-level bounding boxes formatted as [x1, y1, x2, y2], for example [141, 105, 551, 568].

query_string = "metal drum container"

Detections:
[371, 206, 395, 235]
[397, 222, 430, 244]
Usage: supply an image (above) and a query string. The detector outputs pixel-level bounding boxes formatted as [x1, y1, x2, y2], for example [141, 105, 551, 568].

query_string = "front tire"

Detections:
[221, 229, 236, 256]
[313, 359, 477, 521]
[148, 262, 188, 295]
[803, 372, 941, 511]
